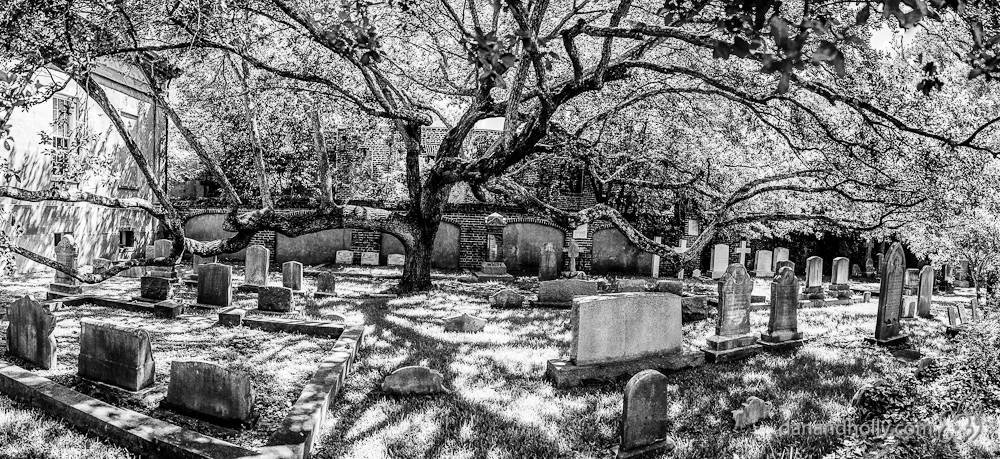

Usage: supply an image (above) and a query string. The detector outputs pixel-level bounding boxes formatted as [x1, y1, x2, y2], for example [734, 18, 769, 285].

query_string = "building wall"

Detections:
[1, 61, 167, 274]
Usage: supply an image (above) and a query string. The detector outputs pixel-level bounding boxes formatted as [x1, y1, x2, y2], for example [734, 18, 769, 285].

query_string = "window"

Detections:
[119, 229, 135, 248]
[52, 96, 77, 149]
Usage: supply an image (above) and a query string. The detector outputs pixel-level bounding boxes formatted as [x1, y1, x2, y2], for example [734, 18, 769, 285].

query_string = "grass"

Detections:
[0, 268, 998, 458]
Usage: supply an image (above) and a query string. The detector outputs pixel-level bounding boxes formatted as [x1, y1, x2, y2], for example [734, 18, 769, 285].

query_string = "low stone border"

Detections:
[217, 308, 346, 338]
[545, 347, 705, 388]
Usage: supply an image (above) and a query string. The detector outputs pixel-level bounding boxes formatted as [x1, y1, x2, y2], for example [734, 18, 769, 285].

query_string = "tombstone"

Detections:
[692, 269, 702, 278]
[650, 236, 661, 278]
[244, 245, 270, 288]
[539, 243, 560, 281]
[569, 293, 683, 365]
[490, 289, 524, 308]
[258, 286, 294, 312]
[282, 261, 303, 292]
[188, 254, 218, 283]
[195, 263, 232, 309]
[829, 257, 852, 299]
[753, 250, 774, 278]
[92, 257, 113, 276]
[851, 264, 862, 278]
[917, 265, 934, 318]
[876, 253, 886, 277]
[655, 280, 683, 295]
[732, 397, 773, 429]
[947, 305, 961, 326]
[734, 241, 752, 266]
[618, 279, 648, 293]
[443, 313, 487, 332]
[900, 296, 917, 318]
[771, 247, 789, 273]
[704, 264, 760, 363]
[335, 250, 354, 265]
[148, 239, 179, 281]
[956, 303, 966, 323]
[866, 243, 908, 346]
[776, 260, 794, 274]
[6, 296, 57, 369]
[536, 279, 599, 307]
[801, 256, 824, 300]
[387, 254, 405, 266]
[315, 272, 337, 298]
[162, 360, 255, 426]
[47, 236, 83, 299]
[865, 257, 876, 276]
[760, 267, 806, 350]
[903, 268, 920, 296]
[78, 319, 155, 391]
[709, 244, 730, 279]
[567, 239, 581, 274]
[475, 213, 514, 282]
[382, 366, 448, 395]
[615, 370, 674, 459]
[360, 252, 379, 266]
[137, 276, 173, 303]
[971, 297, 981, 321]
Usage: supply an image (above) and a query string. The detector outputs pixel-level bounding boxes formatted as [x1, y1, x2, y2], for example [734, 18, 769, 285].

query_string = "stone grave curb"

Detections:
[0, 359, 256, 459]
[545, 347, 704, 388]
[217, 310, 347, 338]
[266, 325, 366, 458]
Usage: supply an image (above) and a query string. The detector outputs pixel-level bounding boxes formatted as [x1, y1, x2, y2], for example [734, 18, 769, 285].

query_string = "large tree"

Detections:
[3, 0, 1000, 291]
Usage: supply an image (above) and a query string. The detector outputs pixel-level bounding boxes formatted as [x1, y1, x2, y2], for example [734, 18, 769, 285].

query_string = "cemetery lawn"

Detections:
[0, 270, 998, 458]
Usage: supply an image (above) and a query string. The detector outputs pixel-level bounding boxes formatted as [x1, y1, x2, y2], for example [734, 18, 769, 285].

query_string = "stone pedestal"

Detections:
[703, 264, 760, 363]
[474, 213, 515, 282]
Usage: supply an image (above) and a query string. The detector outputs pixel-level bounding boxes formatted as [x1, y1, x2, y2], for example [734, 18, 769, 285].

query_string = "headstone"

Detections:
[851, 264, 862, 278]
[802, 256, 824, 300]
[760, 267, 805, 350]
[709, 244, 730, 279]
[148, 239, 178, 280]
[48, 236, 83, 298]
[877, 253, 886, 277]
[567, 239, 581, 274]
[830, 257, 851, 299]
[655, 280, 683, 295]
[315, 272, 337, 297]
[776, 260, 794, 273]
[258, 286, 294, 312]
[137, 276, 173, 302]
[360, 252, 379, 266]
[732, 397, 773, 429]
[971, 297, 981, 321]
[153, 300, 185, 319]
[6, 296, 57, 369]
[865, 257, 876, 276]
[617, 279, 648, 293]
[772, 247, 789, 273]
[917, 265, 934, 318]
[900, 296, 917, 318]
[244, 245, 270, 287]
[734, 241, 751, 266]
[956, 303, 966, 323]
[692, 269, 702, 278]
[196, 263, 232, 309]
[704, 264, 760, 363]
[387, 254, 405, 266]
[866, 242, 907, 346]
[539, 243, 559, 281]
[188, 254, 218, 283]
[163, 360, 255, 426]
[93, 257, 113, 276]
[335, 250, 354, 265]
[219, 308, 247, 327]
[753, 250, 774, 278]
[570, 293, 682, 365]
[475, 213, 514, 282]
[616, 370, 674, 459]
[282, 261, 303, 292]
[537, 279, 599, 307]
[78, 319, 155, 391]
[382, 366, 448, 395]
[903, 268, 920, 295]
[947, 306, 960, 326]
[443, 313, 487, 332]
[490, 289, 524, 308]
[153, 238, 173, 258]
[650, 237, 661, 278]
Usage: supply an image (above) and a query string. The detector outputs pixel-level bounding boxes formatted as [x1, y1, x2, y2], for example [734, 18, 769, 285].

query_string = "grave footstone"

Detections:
[47, 236, 83, 299]
[387, 254, 405, 266]
[709, 244, 730, 279]
[760, 267, 806, 350]
[335, 250, 354, 265]
[360, 252, 379, 266]
[443, 313, 487, 332]
[162, 359, 255, 426]
[704, 264, 760, 363]
[830, 257, 852, 299]
[382, 366, 448, 395]
[315, 272, 337, 298]
[258, 286, 294, 313]
[732, 397, 773, 429]
[536, 279, 599, 308]
[801, 256, 824, 300]
[282, 261, 303, 292]
[539, 243, 559, 281]
[6, 296, 57, 369]
[136, 276, 173, 303]
[753, 250, 774, 278]
[78, 319, 155, 391]
[490, 289, 524, 308]
[866, 243, 908, 346]
[615, 370, 674, 459]
[195, 263, 232, 309]
[917, 265, 934, 318]
[772, 247, 789, 273]
[243, 245, 270, 291]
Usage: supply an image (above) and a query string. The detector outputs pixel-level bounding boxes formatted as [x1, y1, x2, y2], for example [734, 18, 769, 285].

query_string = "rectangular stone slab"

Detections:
[570, 293, 682, 366]
[197, 263, 233, 308]
[538, 279, 599, 305]
[78, 319, 155, 392]
[163, 359, 255, 426]
[6, 296, 57, 369]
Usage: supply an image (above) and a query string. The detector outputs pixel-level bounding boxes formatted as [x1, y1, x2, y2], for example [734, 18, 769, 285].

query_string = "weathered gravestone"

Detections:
[546, 292, 702, 387]
[617, 279, 648, 293]
[137, 276, 173, 303]
[945, 305, 966, 337]
[615, 370, 675, 459]
[282, 261, 303, 292]
[900, 295, 917, 319]
[382, 366, 448, 395]
[903, 268, 920, 296]
[315, 272, 337, 298]
[866, 243, 908, 346]
[753, 250, 774, 278]
[877, 253, 886, 278]
[147, 239, 179, 281]
[776, 260, 794, 273]
[760, 267, 806, 350]
[732, 397, 774, 429]
[490, 289, 524, 308]
[335, 250, 354, 265]
[243, 245, 270, 291]
[443, 312, 487, 332]
[258, 286, 294, 313]
[387, 254, 405, 266]
[162, 359, 255, 426]
[360, 252, 379, 266]
[851, 263, 863, 278]
[802, 256, 824, 300]
[734, 241, 751, 266]
[772, 247, 790, 273]
[6, 296, 57, 369]
[186, 254, 218, 285]
[704, 264, 761, 363]
[865, 257, 876, 276]
[830, 257, 852, 299]
[475, 213, 514, 282]
[655, 280, 683, 295]
[47, 236, 83, 299]
[650, 236, 662, 279]
[917, 265, 934, 318]
[195, 263, 232, 309]
[567, 239, 581, 274]
[536, 279, 599, 308]
[92, 257, 112, 276]
[538, 243, 560, 281]
[709, 244, 730, 279]
[78, 319, 155, 391]
[972, 297, 982, 321]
